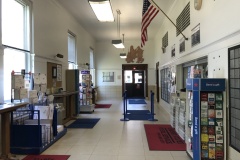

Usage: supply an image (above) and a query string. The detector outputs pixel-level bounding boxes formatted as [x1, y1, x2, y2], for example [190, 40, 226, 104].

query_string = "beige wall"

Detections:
[97, 86, 122, 100]
[96, 85, 156, 101]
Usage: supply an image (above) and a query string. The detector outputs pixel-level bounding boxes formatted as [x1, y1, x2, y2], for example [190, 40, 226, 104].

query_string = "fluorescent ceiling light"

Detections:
[112, 40, 125, 49]
[89, 0, 114, 22]
[120, 53, 127, 58]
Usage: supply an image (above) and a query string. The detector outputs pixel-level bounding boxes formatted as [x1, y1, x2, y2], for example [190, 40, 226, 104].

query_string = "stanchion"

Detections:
[120, 91, 129, 121]
[148, 91, 158, 121]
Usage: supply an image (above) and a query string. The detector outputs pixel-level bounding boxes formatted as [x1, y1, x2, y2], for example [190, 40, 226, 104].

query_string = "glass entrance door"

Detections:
[124, 70, 145, 98]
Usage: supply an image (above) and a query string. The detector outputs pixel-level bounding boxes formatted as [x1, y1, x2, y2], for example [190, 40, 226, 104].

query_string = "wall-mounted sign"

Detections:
[126, 45, 144, 63]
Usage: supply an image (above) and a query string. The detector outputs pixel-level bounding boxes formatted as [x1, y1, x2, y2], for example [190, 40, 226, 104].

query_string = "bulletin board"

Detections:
[47, 62, 62, 88]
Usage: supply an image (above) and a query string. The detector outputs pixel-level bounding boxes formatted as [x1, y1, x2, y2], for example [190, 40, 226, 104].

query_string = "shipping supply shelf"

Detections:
[10, 108, 67, 155]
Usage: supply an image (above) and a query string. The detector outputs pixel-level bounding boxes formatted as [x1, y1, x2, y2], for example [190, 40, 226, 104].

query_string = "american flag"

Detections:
[141, 0, 159, 47]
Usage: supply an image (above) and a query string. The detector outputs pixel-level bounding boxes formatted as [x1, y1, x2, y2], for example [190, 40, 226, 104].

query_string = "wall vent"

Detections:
[162, 32, 168, 48]
[176, 2, 190, 36]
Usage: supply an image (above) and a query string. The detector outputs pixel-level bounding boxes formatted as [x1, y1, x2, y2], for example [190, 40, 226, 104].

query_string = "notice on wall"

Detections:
[57, 65, 62, 81]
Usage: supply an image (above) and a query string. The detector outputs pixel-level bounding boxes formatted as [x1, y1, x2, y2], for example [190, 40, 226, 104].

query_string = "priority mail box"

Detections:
[34, 106, 50, 119]
[24, 119, 53, 144]
[12, 75, 24, 89]
[20, 88, 28, 99]
[13, 88, 28, 99]
[28, 90, 38, 98]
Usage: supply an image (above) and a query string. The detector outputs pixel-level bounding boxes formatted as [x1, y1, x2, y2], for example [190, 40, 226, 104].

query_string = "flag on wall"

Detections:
[141, 0, 159, 47]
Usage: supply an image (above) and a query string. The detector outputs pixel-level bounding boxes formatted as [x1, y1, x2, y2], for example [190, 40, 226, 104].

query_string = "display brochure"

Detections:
[209, 144, 216, 159]
[208, 126, 215, 134]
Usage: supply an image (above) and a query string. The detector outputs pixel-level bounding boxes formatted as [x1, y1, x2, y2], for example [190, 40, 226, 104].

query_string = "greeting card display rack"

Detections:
[185, 78, 226, 160]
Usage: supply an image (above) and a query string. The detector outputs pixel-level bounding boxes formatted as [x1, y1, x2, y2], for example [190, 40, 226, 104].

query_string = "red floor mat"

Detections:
[23, 155, 70, 160]
[144, 124, 186, 151]
[95, 104, 112, 108]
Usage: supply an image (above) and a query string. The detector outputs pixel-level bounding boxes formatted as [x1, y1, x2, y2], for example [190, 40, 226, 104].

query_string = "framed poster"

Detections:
[57, 65, 62, 81]
[192, 24, 200, 47]
[52, 67, 57, 78]
[171, 44, 175, 57]
[103, 72, 114, 82]
[179, 37, 185, 53]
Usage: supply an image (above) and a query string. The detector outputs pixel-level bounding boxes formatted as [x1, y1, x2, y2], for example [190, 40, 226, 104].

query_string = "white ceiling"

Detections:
[57, 0, 175, 42]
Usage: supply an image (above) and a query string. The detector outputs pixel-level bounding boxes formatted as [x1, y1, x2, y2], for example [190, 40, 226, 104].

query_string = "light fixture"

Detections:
[55, 53, 64, 58]
[112, 9, 125, 48]
[88, 0, 114, 22]
[112, 40, 124, 48]
[119, 34, 126, 58]
[120, 53, 126, 58]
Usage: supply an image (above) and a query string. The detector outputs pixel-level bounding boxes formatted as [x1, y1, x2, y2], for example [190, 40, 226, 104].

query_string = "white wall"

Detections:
[32, 0, 95, 89]
[95, 40, 156, 87]
[152, 0, 240, 160]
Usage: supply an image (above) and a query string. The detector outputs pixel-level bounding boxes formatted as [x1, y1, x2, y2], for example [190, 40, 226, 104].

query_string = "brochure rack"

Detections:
[170, 95, 177, 128]
[186, 78, 225, 160]
[79, 70, 95, 112]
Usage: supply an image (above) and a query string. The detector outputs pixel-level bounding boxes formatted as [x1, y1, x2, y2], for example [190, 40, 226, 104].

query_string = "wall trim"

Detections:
[160, 29, 240, 68]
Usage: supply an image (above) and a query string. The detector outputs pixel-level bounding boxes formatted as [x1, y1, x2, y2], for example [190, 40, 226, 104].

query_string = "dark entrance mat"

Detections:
[125, 110, 151, 120]
[128, 99, 147, 104]
[67, 118, 100, 128]
[126, 110, 150, 114]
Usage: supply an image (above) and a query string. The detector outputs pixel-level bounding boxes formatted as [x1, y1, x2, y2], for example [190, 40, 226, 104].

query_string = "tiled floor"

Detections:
[17, 98, 191, 160]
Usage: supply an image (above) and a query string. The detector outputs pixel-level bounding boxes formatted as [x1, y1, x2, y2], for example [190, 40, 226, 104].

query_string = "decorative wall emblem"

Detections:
[125, 45, 144, 63]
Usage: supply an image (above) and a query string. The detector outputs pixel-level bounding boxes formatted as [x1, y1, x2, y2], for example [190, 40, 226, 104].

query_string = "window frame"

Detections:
[2, 0, 33, 101]
[68, 31, 77, 69]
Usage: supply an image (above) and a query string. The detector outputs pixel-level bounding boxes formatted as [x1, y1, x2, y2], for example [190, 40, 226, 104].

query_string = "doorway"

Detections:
[122, 64, 148, 98]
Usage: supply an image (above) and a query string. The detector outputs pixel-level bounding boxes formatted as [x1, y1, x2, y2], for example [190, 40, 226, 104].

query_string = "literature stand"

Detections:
[186, 78, 225, 160]
[79, 70, 95, 112]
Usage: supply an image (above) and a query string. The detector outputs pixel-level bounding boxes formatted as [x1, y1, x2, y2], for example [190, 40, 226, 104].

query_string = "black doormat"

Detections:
[67, 118, 100, 128]
[125, 110, 151, 120]
[128, 99, 147, 104]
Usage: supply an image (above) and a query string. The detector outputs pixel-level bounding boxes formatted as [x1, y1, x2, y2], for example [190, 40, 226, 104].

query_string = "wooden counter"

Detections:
[53, 91, 79, 125]
[0, 102, 28, 159]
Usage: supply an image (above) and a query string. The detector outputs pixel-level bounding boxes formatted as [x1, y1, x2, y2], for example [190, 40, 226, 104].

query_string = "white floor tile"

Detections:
[89, 155, 118, 160]
[92, 145, 119, 155]
[67, 154, 91, 160]
[66, 145, 96, 155]
[118, 155, 146, 160]
[145, 155, 174, 160]
[16, 98, 191, 160]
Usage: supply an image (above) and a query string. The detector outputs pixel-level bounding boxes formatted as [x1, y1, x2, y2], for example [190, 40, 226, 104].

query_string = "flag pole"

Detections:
[150, 0, 188, 40]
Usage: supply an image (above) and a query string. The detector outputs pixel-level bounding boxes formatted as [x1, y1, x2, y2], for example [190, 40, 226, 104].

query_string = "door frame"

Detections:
[156, 62, 160, 102]
[122, 64, 148, 97]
